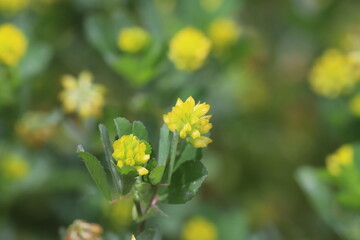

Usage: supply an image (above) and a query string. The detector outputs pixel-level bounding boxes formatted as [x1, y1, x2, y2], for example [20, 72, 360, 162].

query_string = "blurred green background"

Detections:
[2, 0, 360, 239]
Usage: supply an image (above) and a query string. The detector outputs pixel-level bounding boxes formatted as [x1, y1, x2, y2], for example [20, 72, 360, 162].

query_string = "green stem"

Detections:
[135, 200, 145, 234]
[167, 131, 179, 184]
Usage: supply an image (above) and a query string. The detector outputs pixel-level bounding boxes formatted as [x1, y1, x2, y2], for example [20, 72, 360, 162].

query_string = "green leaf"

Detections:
[132, 121, 149, 141]
[352, 143, 360, 176]
[158, 124, 170, 166]
[162, 160, 207, 204]
[114, 117, 132, 138]
[114, 165, 138, 195]
[174, 144, 197, 171]
[77, 146, 111, 200]
[19, 42, 53, 80]
[137, 226, 162, 240]
[296, 166, 342, 233]
[99, 124, 122, 194]
[149, 166, 165, 185]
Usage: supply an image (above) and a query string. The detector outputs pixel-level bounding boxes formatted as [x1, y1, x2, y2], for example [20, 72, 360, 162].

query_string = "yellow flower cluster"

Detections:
[0, 153, 29, 180]
[326, 144, 353, 176]
[208, 19, 240, 54]
[0, 0, 28, 13]
[181, 216, 218, 240]
[0, 24, 27, 66]
[168, 27, 211, 71]
[59, 71, 106, 118]
[309, 49, 360, 98]
[163, 96, 212, 148]
[112, 134, 151, 176]
[65, 220, 103, 240]
[118, 27, 150, 53]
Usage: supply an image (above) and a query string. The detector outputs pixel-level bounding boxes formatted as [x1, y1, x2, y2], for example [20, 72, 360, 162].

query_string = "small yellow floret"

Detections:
[131, 235, 136, 240]
[309, 49, 360, 98]
[0, 0, 28, 13]
[59, 71, 106, 118]
[1, 154, 29, 180]
[0, 24, 27, 66]
[326, 144, 353, 176]
[181, 216, 217, 240]
[118, 27, 150, 53]
[163, 96, 212, 148]
[168, 27, 211, 71]
[208, 19, 240, 54]
[112, 134, 151, 176]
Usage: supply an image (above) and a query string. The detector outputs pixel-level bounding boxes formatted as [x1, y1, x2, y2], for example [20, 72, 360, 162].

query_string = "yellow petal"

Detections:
[136, 166, 149, 176]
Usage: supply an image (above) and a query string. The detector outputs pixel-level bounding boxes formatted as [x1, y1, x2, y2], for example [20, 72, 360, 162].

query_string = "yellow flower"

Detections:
[0, 0, 28, 13]
[309, 49, 360, 98]
[131, 235, 136, 240]
[65, 220, 103, 240]
[208, 19, 240, 54]
[118, 27, 150, 53]
[199, 0, 223, 12]
[181, 216, 217, 240]
[163, 96, 212, 148]
[326, 144, 353, 176]
[168, 27, 211, 71]
[0, 24, 27, 66]
[112, 134, 151, 176]
[0, 153, 29, 180]
[16, 111, 58, 147]
[59, 71, 106, 118]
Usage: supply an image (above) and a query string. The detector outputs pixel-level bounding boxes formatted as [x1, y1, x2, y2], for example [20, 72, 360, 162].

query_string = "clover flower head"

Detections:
[208, 18, 240, 54]
[118, 27, 150, 53]
[59, 71, 106, 118]
[168, 27, 211, 71]
[163, 96, 212, 148]
[0, 0, 28, 13]
[0, 153, 29, 180]
[309, 49, 360, 98]
[112, 134, 151, 176]
[0, 24, 27, 66]
[326, 144, 353, 176]
[181, 216, 217, 240]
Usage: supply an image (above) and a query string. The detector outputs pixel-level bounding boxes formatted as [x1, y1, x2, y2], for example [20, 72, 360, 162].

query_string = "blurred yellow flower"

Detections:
[0, 24, 27, 66]
[103, 198, 133, 229]
[208, 19, 240, 54]
[16, 111, 58, 147]
[0, 153, 29, 180]
[181, 216, 217, 240]
[112, 134, 151, 175]
[163, 96, 212, 148]
[131, 235, 136, 240]
[118, 27, 150, 53]
[326, 144, 353, 176]
[349, 93, 360, 117]
[168, 27, 211, 71]
[59, 71, 106, 118]
[199, 0, 223, 12]
[309, 49, 360, 98]
[0, 0, 28, 13]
